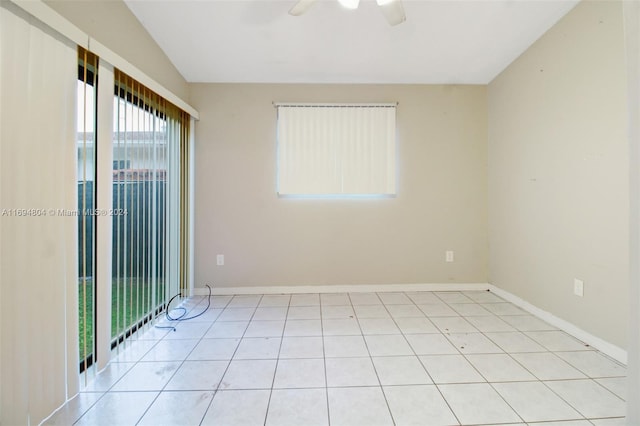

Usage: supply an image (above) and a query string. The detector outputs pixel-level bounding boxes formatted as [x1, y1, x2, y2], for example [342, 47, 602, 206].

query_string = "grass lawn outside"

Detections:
[78, 277, 167, 363]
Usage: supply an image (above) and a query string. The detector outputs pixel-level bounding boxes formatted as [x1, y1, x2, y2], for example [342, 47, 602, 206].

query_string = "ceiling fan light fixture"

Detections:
[338, 0, 360, 10]
[289, 0, 405, 25]
[377, 0, 406, 25]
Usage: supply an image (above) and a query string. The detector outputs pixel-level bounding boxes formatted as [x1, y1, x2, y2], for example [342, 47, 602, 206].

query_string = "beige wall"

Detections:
[191, 84, 488, 288]
[45, 0, 189, 101]
[488, 0, 628, 348]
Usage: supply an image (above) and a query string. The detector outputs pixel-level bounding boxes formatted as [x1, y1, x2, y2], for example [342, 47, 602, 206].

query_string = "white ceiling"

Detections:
[124, 0, 579, 84]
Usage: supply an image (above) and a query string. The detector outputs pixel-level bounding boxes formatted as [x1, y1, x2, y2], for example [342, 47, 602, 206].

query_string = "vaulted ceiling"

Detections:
[125, 0, 579, 84]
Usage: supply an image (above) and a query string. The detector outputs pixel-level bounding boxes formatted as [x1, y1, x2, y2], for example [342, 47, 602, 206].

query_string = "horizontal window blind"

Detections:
[277, 104, 397, 196]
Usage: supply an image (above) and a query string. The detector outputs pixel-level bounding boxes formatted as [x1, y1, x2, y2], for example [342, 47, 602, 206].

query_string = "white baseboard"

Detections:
[191, 282, 490, 296]
[488, 284, 628, 365]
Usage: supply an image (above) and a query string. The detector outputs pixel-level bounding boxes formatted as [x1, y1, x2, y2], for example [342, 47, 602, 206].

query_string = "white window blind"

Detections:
[1, 3, 79, 423]
[276, 104, 397, 196]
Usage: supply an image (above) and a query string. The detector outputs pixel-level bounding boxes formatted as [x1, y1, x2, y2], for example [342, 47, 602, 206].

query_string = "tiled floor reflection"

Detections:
[45, 290, 626, 425]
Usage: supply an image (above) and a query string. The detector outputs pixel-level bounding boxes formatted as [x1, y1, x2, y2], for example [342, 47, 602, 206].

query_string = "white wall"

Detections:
[191, 84, 488, 289]
[488, 0, 628, 348]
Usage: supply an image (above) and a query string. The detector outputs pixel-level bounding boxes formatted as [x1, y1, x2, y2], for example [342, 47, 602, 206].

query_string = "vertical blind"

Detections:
[111, 69, 191, 355]
[0, 2, 196, 424]
[0, 3, 79, 424]
[276, 104, 397, 196]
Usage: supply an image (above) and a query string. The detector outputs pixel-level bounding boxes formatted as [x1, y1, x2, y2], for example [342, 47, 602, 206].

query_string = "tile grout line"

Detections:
[477, 335, 589, 422]
[350, 291, 398, 426]
[75, 294, 224, 425]
[68, 290, 628, 426]
[478, 322, 624, 420]
[262, 295, 292, 426]
[432, 291, 564, 424]
[72, 296, 207, 425]
[438, 294, 532, 424]
[319, 294, 331, 426]
[389, 291, 463, 426]
[444, 293, 584, 424]
[197, 294, 257, 425]
[139, 293, 232, 426]
[193, 294, 234, 426]
[441, 293, 621, 424]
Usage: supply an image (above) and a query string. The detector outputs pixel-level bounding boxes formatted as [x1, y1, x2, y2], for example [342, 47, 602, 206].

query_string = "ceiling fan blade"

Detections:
[377, 0, 406, 26]
[289, 0, 318, 16]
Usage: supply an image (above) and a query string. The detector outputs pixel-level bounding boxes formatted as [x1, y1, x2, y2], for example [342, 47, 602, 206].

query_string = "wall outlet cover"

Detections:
[573, 279, 584, 297]
[445, 251, 454, 262]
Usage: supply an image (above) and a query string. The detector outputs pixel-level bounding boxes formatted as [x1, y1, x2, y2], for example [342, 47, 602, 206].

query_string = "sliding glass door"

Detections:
[111, 70, 189, 350]
[76, 55, 191, 371]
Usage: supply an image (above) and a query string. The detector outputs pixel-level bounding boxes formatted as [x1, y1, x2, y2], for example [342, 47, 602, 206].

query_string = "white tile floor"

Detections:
[45, 291, 627, 426]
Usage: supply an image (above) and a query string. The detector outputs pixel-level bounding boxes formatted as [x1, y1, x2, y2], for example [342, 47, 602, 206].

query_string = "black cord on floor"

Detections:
[155, 284, 212, 331]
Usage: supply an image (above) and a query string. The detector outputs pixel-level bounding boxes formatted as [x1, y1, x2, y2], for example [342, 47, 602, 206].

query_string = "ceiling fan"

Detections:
[289, 0, 406, 26]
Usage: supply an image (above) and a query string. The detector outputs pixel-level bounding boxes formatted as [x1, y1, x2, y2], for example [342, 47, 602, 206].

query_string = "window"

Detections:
[276, 103, 397, 196]
[74, 53, 192, 380]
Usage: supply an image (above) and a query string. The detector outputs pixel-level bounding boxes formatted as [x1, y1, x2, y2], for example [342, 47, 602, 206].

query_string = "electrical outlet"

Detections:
[445, 251, 454, 263]
[573, 279, 584, 297]
[217, 254, 224, 266]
